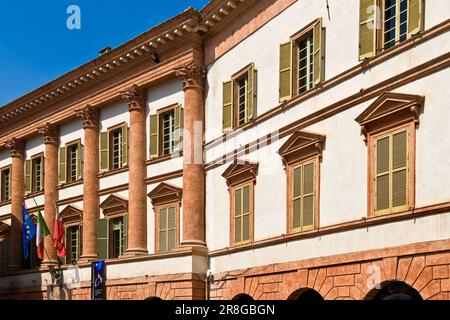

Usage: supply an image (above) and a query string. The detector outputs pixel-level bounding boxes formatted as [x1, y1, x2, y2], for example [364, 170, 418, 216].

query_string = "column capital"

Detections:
[5, 138, 25, 158]
[75, 105, 101, 129]
[37, 123, 59, 145]
[175, 62, 206, 90]
[121, 84, 147, 112]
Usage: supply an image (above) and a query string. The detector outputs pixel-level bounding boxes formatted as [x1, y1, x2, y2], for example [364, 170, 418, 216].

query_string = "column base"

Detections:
[41, 260, 58, 268]
[122, 248, 148, 257]
[180, 240, 207, 248]
[79, 255, 98, 263]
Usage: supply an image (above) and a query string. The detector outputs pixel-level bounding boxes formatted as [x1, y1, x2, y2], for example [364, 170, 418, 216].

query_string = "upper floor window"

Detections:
[25, 154, 44, 194]
[279, 19, 324, 102]
[149, 104, 183, 159]
[59, 140, 82, 184]
[355, 91, 423, 216]
[222, 63, 256, 132]
[100, 124, 129, 172]
[0, 223, 10, 274]
[279, 131, 325, 233]
[359, 0, 424, 60]
[148, 182, 182, 254]
[58, 205, 83, 265]
[98, 194, 128, 260]
[222, 162, 258, 246]
[0, 166, 11, 202]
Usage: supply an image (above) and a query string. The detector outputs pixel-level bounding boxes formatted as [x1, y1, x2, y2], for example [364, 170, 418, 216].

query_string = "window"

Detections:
[66, 225, 81, 264]
[355, 91, 423, 216]
[359, 0, 424, 60]
[279, 131, 324, 233]
[0, 167, 11, 202]
[157, 206, 177, 253]
[149, 104, 183, 159]
[279, 19, 323, 102]
[97, 194, 129, 260]
[99, 124, 129, 172]
[59, 140, 82, 184]
[222, 162, 257, 246]
[222, 63, 256, 132]
[0, 223, 10, 274]
[25, 154, 44, 194]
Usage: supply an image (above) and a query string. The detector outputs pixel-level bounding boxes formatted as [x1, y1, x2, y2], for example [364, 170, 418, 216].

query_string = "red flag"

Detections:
[54, 216, 66, 258]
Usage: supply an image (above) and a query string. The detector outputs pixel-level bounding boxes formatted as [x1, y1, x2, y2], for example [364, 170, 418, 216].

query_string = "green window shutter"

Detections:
[159, 208, 167, 253]
[64, 228, 68, 265]
[76, 142, 83, 180]
[302, 163, 315, 228]
[149, 114, 159, 158]
[279, 42, 292, 102]
[242, 186, 250, 242]
[359, 0, 377, 60]
[376, 136, 390, 211]
[59, 147, 67, 184]
[167, 207, 176, 251]
[121, 124, 129, 167]
[24, 159, 32, 194]
[246, 64, 256, 121]
[40, 155, 44, 191]
[392, 131, 408, 208]
[174, 105, 183, 153]
[234, 188, 242, 243]
[97, 218, 108, 260]
[293, 167, 302, 229]
[8, 169, 12, 201]
[407, 0, 423, 37]
[123, 214, 128, 251]
[313, 19, 323, 85]
[222, 81, 233, 132]
[100, 132, 109, 172]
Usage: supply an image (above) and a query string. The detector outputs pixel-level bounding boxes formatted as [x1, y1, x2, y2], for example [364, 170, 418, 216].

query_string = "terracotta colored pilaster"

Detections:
[121, 85, 148, 256]
[76, 106, 101, 261]
[5, 138, 25, 269]
[37, 123, 59, 266]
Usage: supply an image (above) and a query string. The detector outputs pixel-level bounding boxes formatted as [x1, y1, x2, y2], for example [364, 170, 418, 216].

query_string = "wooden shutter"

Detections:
[121, 124, 129, 167]
[100, 132, 109, 172]
[64, 227, 69, 265]
[292, 167, 302, 229]
[247, 64, 256, 121]
[313, 19, 323, 85]
[97, 218, 108, 260]
[76, 142, 83, 180]
[174, 105, 183, 153]
[392, 131, 408, 208]
[376, 136, 390, 211]
[59, 147, 67, 184]
[149, 114, 159, 158]
[123, 215, 128, 251]
[359, 0, 377, 60]
[39, 155, 44, 191]
[279, 42, 292, 102]
[242, 186, 250, 242]
[407, 0, 423, 37]
[234, 188, 242, 244]
[302, 163, 315, 228]
[159, 208, 167, 253]
[222, 81, 233, 132]
[167, 207, 176, 251]
[8, 169, 11, 201]
[25, 159, 32, 194]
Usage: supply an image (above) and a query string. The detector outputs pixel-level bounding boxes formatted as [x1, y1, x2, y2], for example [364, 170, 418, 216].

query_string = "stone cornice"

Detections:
[121, 85, 148, 111]
[175, 62, 206, 89]
[4, 138, 25, 157]
[37, 123, 59, 145]
[75, 105, 101, 129]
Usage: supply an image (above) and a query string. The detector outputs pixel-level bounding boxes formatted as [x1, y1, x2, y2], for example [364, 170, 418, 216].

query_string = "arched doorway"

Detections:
[288, 288, 324, 301]
[371, 281, 423, 300]
[232, 294, 254, 301]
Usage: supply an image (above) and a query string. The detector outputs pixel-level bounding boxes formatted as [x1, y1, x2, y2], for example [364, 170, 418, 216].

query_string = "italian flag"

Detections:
[36, 210, 50, 260]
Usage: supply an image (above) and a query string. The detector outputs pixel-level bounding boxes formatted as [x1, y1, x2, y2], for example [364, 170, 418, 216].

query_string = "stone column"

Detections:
[76, 106, 101, 262]
[5, 138, 25, 269]
[37, 123, 59, 266]
[121, 85, 148, 256]
[175, 62, 206, 247]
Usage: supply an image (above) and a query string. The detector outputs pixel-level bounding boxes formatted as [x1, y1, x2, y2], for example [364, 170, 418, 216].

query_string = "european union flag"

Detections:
[22, 206, 36, 260]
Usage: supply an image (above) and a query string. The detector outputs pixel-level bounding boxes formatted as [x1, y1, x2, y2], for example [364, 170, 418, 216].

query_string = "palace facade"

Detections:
[1, 0, 450, 300]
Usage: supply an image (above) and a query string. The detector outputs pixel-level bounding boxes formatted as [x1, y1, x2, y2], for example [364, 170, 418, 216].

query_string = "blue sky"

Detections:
[0, 0, 209, 106]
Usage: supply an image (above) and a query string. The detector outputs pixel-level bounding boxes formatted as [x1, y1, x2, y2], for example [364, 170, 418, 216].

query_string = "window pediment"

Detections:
[355, 92, 424, 140]
[99, 194, 128, 216]
[278, 131, 325, 166]
[59, 205, 83, 224]
[222, 161, 258, 186]
[148, 182, 183, 206]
